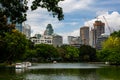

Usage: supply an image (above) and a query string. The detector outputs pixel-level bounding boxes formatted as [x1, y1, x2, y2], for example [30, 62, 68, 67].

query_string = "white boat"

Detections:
[22, 62, 32, 67]
[15, 62, 32, 69]
[15, 63, 25, 69]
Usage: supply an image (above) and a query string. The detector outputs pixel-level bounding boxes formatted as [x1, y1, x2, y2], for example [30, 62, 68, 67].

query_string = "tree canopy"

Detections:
[79, 45, 96, 62]
[0, 0, 64, 23]
[97, 30, 120, 64]
[0, 30, 28, 64]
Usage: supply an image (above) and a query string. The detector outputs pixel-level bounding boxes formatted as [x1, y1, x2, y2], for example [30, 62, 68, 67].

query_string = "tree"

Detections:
[34, 44, 58, 62]
[0, 0, 64, 23]
[0, 14, 15, 36]
[58, 45, 79, 62]
[79, 45, 96, 62]
[97, 30, 120, 64]
[0, 31, 28, 64]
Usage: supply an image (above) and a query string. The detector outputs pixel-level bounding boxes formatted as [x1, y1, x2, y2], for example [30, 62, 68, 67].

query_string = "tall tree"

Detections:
[0, 30, 28, 64]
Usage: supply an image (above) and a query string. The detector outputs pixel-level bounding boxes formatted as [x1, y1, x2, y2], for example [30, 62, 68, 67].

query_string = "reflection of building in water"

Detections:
[15, 69, 25, 74]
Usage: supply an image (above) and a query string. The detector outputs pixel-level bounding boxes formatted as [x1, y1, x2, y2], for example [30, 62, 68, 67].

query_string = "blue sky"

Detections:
[26, 0, 120, 43]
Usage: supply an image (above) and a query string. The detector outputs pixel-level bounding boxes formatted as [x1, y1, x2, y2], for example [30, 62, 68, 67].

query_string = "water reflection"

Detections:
[0, 63, 120, 80]
[26, 69, 99, 80]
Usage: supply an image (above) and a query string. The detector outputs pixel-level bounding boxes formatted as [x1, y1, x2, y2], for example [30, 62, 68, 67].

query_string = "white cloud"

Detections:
[59, 0, 94, 13]
[26, 0, 120, 44]
[84, 11, 120, 34]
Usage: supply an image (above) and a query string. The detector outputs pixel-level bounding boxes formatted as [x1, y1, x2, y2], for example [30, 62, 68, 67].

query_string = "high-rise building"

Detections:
[22, 23, 31, 39]
[93, 20, 105, 47]
[44, 24, 54, 35]
[93, 20, 105, 37]
[96, 34, 109, 50]
[89, 28, 96, 47]
[80, 26, 89, 45]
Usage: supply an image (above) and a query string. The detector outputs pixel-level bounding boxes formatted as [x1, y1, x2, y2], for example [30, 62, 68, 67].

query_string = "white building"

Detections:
[31, 34, 63, 47]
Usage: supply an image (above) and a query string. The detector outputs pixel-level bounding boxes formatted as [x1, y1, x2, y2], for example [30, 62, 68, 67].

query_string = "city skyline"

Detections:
[26, 0, 120, 43]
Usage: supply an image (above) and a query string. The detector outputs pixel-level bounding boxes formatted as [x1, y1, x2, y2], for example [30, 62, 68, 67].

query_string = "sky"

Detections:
[26, 0, 120, 43]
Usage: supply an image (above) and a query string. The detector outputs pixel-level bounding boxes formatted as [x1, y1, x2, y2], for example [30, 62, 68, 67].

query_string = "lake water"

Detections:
[0, 63, 120, 80]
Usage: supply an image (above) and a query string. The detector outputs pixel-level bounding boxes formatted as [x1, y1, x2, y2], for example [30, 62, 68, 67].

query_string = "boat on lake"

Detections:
[15, 62, 32, 69]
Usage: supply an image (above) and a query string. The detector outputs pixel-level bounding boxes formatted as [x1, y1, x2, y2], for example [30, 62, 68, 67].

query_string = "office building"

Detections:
[22, 23, 31, 39]
[31, 24, 63, 47]
[68, 36, 81, 48]
[80, 26, 89, 45]
[93, 20, 105, 47]
[96, 34, 109, 50]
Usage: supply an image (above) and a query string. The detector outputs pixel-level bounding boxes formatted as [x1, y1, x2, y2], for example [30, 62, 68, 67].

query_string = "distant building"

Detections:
[93, 20, 105, 47]
[44, 24, 54, 35]
[68, 36, 81, 48]
[89, 28, 96, 47]
[96, 34, 109, 50]
[7, 18, 31, 39]
[52, 34, 63, 47]
[22, 23, 31, 39]
[80, 26, 89, 45]
[31, 24, 63, 47]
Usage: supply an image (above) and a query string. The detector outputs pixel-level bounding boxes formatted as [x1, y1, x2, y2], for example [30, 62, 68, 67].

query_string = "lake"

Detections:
[0, 63, 120, 80]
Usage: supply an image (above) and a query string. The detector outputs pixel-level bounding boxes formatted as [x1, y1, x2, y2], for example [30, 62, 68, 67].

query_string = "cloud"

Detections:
[26, 0, 120, 44]
[59, 0, 94, 13]
[84, 11, 120, 34]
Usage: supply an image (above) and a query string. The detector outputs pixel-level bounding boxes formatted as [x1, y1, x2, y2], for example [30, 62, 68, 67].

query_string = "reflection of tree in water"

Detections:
[28, 69, 100, 80]
[0, 68, 25, 80]
[97, 66, 120, 80]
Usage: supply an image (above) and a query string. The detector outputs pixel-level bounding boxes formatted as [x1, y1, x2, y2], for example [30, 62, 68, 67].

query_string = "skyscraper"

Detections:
[93, 20, 105, 47]
[80, 26, 89, 45]
[44, 24, 54, 35]
[93, 20, 105, 39]
[22, 23, 31, 39]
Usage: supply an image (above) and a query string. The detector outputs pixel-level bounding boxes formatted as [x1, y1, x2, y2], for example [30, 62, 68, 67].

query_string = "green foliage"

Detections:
[0, 14, 15, 36]
[0, 31, 28, 64]
[34, 44, 58, 62]
[31, 0, 64, 20]
[58, 45, 80, 62]
[110, 30, 120, 37]
[98, 30, 120, 64]
[79, 45, 96, 62]
[0, 0, 64, 23]
[0, 0, 28, 23]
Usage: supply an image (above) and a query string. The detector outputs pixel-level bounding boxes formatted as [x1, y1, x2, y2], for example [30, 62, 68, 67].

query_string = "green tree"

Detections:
[58, 45, 79, 62]
[0, 31, 28, 64]
[79, 45, 96, 62]
[0, 0, 64, 23]
[34, 44, 58, 62]
[0, 14, 15, 36]
[97, 31, 120, 64]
